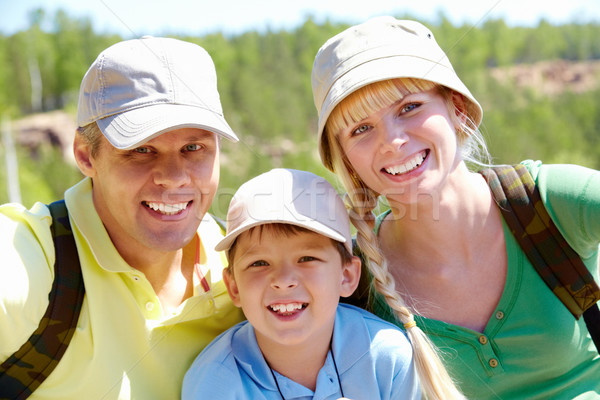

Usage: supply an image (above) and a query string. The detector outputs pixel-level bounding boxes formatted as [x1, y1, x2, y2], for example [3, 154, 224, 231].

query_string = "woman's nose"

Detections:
[378, 118, 408, 153]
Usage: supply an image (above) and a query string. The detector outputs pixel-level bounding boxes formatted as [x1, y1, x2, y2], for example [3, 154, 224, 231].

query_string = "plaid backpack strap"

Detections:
[0, 200, 85, 399]
[480, 165, 600, 351]
[481, 164, 600, 317]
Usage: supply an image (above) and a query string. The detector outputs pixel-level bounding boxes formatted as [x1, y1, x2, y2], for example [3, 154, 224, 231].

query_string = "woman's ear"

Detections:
[73, 134, 95, 177]
[340, 255, 362, 298]
[451, 91, 468, 125]
[223, 269, 242, 308]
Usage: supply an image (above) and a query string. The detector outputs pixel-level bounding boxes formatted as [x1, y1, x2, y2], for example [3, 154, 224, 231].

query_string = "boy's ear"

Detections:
[340, 255, 361, 298]
[73, 134, 96, 177]
[223, 269, 242, 308]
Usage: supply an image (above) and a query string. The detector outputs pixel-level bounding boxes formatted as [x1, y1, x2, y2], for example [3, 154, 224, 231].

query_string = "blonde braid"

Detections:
[330, 133, 465, 400]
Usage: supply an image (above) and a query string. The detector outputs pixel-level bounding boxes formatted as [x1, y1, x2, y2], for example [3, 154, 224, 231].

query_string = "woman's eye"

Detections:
[352, 124, 370, 136]
[401, 103, 419, 113]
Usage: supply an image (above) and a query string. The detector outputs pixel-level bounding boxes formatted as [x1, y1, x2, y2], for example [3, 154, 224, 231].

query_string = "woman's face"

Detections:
[337, 88, 464, 206]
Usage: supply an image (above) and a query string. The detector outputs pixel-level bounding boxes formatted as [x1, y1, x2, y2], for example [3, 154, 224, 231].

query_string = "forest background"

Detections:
[1, 9, 599, 217]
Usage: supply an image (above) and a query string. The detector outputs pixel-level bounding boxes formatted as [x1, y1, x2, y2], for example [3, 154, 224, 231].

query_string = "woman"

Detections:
[311, 16, 600, 399]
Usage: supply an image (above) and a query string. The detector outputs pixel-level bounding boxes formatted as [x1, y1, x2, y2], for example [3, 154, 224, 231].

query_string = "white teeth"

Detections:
[145, 202, 188, 215]
[270, 303, 304, 313]
[385, 150, 427, 175]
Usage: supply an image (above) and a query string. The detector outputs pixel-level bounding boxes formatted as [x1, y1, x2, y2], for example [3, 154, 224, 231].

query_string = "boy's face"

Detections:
[224, 227, 360, 352]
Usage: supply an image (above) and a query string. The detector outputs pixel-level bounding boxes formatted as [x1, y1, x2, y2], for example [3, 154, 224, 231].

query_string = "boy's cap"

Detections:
[215, 168, 352, 253]
[312, 16, 482, 167]
[77, 36, 238, 149]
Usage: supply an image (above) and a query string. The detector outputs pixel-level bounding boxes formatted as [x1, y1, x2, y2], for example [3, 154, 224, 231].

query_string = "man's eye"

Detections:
[133, 147, 151, 154]
[184, 144, 202, 152]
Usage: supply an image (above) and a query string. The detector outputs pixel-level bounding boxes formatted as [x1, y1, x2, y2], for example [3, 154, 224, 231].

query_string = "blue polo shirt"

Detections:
[182, 303, 420, 399]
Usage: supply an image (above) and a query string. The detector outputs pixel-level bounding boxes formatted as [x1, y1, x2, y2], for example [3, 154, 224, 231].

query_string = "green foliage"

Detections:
[1, 9, 600, 209]
[0, 143, 83, 207]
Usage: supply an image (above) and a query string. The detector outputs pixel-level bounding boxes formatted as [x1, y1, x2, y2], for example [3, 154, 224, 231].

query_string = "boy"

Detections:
[182, 168, 420, 399]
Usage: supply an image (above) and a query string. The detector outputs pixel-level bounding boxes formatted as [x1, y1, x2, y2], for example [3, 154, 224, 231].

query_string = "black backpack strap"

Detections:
[0, 200, 85, 399]
[480, 164, 600, 352]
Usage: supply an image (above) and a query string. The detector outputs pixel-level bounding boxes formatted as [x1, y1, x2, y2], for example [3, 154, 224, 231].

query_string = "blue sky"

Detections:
[2, 0, 600, 37]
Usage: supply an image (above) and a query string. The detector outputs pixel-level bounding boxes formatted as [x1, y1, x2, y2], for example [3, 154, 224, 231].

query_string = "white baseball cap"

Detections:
[215, 168, 352, 253]
[77, 36, 238, 149]
[312, 17, 482, 169]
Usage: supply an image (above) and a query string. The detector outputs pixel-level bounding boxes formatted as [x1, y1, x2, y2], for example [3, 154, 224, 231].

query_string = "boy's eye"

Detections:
[298, 256, 317, 263]
[249, 260, 269, 267]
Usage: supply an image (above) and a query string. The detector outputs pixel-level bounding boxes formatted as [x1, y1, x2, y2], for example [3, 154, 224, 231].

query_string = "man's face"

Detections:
[82, 128, 220, 258]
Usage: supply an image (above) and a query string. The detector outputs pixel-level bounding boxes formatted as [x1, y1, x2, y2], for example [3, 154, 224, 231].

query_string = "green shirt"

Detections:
[371, 161, 600, 399]
[0, 178, 244, 399]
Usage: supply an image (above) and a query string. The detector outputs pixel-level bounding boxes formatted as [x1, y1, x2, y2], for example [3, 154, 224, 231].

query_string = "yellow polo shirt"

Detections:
[0, 178, 244, 399]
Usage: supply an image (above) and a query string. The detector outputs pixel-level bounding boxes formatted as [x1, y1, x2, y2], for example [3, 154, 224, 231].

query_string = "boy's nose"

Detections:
[270, 264, 298, 289]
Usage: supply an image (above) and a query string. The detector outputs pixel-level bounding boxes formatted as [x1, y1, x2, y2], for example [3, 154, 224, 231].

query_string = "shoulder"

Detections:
[0, 201, 55, 284]
[0, 202, 55, 360]
[336, 304, 412, 351]
[182, 321, 255, 399]
[521, 160, 600, 256]
[335, 305, 420, 398]
[522, 159, 600, 192]
[187, 321, 243, 368]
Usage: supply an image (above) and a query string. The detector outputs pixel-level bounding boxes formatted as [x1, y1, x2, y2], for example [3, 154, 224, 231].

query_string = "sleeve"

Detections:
[0, 202, 55, 360]
[525, 161, 600, 260]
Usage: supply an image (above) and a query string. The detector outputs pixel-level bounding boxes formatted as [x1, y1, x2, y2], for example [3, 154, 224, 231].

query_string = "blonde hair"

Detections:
[323, 78, 483, 399]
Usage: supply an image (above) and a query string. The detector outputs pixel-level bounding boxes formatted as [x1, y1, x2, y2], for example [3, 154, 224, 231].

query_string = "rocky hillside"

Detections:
[490, 59, 600, 96]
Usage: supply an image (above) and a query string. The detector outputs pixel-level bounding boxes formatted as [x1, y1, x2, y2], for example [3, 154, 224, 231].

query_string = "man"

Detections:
[0, 36, 244, 399]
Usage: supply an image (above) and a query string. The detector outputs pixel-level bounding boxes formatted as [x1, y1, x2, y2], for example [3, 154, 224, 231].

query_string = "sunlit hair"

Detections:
[226, 223, 353, 275]
[77, 122, 104, 158]
[322, 77, 475, 400]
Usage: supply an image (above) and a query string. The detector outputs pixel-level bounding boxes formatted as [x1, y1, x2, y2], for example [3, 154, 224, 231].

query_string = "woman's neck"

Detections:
[382, 169, 498, 268]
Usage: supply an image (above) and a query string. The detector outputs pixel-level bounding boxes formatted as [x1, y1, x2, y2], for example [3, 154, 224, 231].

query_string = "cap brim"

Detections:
[98, 103, 239, 149]
[214, 217, 348, 252]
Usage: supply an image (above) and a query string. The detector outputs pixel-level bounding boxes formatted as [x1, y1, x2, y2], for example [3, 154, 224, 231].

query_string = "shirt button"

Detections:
[489, 358, 499, 368]
[495, 311, 505, 320]
[145, 302, 154, 311]
[479, 335, 488, 345]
